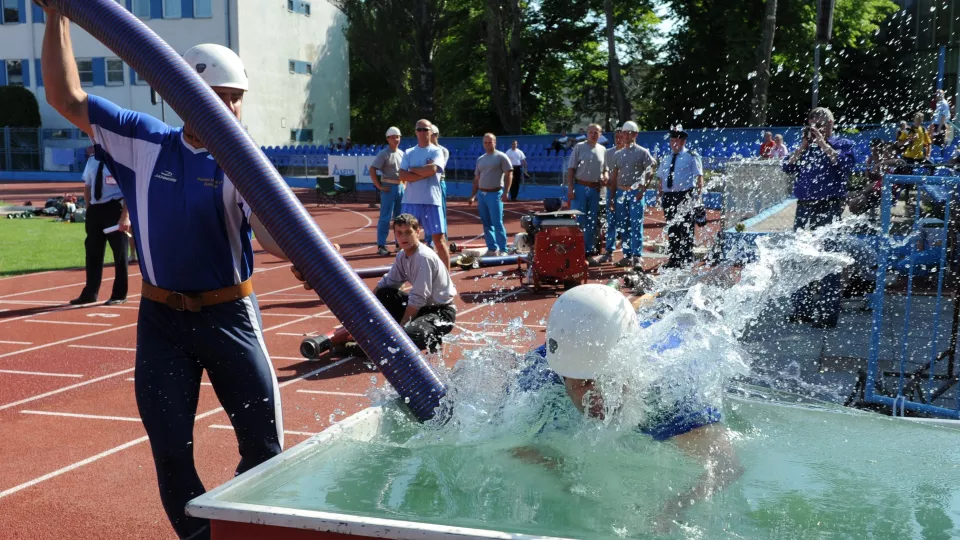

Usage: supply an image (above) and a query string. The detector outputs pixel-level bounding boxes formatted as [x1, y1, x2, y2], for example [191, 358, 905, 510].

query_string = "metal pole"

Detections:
[937, 45, 946, 91]
[812, 44, 821, 109]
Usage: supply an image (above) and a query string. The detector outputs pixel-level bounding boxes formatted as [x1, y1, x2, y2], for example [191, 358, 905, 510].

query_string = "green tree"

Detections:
[0, 86, 41, 128]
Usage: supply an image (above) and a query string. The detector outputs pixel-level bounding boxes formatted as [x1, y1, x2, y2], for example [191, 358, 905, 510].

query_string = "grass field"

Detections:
[0, 217, 116, 276]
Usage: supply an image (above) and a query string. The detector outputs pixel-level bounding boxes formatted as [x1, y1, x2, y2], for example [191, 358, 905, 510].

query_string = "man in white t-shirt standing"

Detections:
[505, 140, 527, 201]
[400, 119, 450, 269]
[469, 133, 513, 255]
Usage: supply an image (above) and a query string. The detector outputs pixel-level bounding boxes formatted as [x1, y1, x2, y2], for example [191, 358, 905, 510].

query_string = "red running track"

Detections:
[0, 188, 721, 539]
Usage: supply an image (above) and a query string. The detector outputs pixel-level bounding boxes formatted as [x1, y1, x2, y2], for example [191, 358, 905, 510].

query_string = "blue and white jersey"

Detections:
[400, 144, 446, 206]
[88, 95, 254, 293]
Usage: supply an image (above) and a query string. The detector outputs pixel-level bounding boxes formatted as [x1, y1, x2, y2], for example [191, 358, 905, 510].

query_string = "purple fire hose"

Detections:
[45, 0, 446, 421]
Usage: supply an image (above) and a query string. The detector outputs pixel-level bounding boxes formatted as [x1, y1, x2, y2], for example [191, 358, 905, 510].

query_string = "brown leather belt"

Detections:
[479, 187, 502, 193]
[576, 180, 602, 189]
[141, 279, 254, 312]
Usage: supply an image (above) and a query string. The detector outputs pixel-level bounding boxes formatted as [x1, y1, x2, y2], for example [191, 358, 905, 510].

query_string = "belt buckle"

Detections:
[165, 292, 187, 312]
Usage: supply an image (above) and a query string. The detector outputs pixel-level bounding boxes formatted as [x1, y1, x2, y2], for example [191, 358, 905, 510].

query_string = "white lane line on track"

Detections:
[0, 324, 139, 360]
[0, 368, 135, 411]
[0, 340, 32, 345]
[20, 410, 141, 422]
[0, 370, 83, 378]
[26, 320, 113, 327]
[69, 345, 136, 352]
[208, 424, 316, 437]
[0, 357, 354, 500]
[296, 390, 367, 397]
[0, 270, 58, 282]
[0, 273, 144, 299]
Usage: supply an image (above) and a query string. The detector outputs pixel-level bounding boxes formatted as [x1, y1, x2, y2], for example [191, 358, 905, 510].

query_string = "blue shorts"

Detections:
[401, 203, 446, 237]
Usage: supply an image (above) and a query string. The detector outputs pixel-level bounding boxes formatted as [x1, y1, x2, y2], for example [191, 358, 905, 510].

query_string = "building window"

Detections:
[163, 0, 181, 19]
[5, 60, 23, 86]
[2, 0, 20, 24]
[132, 67, 147, 86]
[291, 129, 314, 142]
[287, 0, 311, 15]
[133, 0, 151, 19]
[289, 60, 313, 75]
[106, 58, 124, 86]
[76, 59, 94, 86]
[195, 0, 213, 18]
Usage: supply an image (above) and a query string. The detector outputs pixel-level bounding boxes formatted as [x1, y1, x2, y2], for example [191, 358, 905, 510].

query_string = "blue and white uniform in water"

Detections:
[516, 320, 720, 441]
[88, 95, 282, 540]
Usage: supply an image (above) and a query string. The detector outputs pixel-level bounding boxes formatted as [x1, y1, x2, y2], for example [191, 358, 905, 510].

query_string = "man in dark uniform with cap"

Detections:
[655, 124, 703, 268]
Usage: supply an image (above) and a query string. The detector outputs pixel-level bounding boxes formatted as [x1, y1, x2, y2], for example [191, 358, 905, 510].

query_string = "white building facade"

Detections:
[0, 0, 349, 147]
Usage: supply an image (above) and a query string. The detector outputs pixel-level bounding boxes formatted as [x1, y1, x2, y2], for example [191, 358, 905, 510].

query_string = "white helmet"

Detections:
[621, 120, 639, 133]
[183, 44, 248, 91]
[545, 284, 638, 379]
[386, 126, 402, 137]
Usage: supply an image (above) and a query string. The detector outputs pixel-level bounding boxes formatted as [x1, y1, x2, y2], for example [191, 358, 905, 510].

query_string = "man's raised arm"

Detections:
[42, 10, 92, 138]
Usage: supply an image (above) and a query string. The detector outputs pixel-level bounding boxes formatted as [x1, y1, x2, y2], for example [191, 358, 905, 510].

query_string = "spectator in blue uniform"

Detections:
[511, 284, 742, 531]
[782, 107, 855, 328]
[655, 124, 703, 268]
[400, 119, 450, 270]
[42, 9, 282, 540]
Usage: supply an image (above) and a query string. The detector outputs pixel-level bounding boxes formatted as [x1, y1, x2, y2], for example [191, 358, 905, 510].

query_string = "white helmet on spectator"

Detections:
[545, 284, 638, 379]
[183, 44, 249, 91]
[621, 121, 639, 133]
[386, 127, 402, 137]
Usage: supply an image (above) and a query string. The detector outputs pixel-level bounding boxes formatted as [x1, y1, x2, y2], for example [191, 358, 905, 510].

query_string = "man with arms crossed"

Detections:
[400, 119, 450, 270]
[41, 8, 282, 540]
[469, 133, 513, 256]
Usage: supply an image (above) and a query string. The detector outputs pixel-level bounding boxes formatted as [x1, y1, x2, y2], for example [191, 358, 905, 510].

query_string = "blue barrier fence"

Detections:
[6, 123, 943, 180]
[865, 173, 960, 418]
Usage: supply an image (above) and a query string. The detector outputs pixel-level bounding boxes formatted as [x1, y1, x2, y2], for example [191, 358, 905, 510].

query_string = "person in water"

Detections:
[511, 283, 743, 531]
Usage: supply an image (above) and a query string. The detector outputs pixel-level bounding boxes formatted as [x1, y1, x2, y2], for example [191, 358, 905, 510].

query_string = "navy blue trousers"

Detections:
[792, 198, 845, 327]
[135, 294, 283, 540]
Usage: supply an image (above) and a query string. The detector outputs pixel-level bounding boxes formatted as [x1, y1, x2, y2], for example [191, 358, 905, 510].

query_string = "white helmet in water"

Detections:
[545, 284, 638, 379]
[183, 44, 249, 91]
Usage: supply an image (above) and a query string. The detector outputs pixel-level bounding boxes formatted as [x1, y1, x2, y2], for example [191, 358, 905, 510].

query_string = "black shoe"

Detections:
[69, 297, 96, 305]
[377, 246, 391, 256]
[104, 298, 126, 306]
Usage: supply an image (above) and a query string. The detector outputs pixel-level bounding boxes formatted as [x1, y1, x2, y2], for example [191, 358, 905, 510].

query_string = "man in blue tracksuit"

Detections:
[42, 9, 282, 540]
[511, 284, 742, 531]
[782, 107, 855, 328]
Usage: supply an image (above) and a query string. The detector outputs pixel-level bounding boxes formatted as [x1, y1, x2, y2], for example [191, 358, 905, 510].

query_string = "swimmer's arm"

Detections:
[655, 424, 744, 530]
[510, 446, 561, 470]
